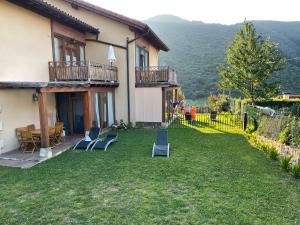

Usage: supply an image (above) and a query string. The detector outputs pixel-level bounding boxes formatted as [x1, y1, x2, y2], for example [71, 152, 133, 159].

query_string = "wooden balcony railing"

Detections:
[49, 61, 118, 82]
[135, 66, 177, 85]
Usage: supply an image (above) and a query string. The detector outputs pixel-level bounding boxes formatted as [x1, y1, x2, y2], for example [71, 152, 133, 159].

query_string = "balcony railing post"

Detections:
[48, 60, 118, 83]
[87, 60, 91, 82]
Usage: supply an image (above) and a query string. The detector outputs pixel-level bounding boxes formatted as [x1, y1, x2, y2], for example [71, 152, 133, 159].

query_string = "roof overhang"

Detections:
[7, 0, 99, 35]
[62, 0, 169, 51]
[0, 81, 119, 89]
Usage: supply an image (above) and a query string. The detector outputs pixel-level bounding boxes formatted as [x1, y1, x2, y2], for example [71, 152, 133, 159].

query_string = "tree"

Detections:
[177, 87, 185, 100]
[218, 20, 286, 101]
[207, 94, 230, 112]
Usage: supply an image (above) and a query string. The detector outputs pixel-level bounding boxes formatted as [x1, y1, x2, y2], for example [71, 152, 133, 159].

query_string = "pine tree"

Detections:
[218, 20, 286, 101]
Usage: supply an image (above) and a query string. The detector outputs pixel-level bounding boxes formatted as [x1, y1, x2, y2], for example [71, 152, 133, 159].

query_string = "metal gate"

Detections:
[168, 113, 242, 130]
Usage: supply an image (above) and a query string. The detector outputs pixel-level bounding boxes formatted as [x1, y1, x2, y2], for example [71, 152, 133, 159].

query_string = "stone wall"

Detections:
[256, 135, 300, 165]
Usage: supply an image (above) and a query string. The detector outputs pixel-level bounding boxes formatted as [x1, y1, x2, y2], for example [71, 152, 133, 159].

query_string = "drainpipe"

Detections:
[126, 29, 150, 124]
[126, 38, 130, 124]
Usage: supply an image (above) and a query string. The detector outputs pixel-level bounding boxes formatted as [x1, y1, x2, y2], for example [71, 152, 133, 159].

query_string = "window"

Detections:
[53, 37, 63, 62]
[136, 46, 149, 68]
[53, 36, 85, 64]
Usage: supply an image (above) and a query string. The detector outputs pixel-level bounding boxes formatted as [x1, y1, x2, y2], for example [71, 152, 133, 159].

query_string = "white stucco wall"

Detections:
[0, 90, 56, 154]
[46, 0, 137, 124]
[135, 87, 162, 123]
[149, 45, 159, 67]
[0, 1, 52, 82]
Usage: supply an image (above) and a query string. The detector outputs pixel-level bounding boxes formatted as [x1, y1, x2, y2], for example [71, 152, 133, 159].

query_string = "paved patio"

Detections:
[0, 136, 81, 169]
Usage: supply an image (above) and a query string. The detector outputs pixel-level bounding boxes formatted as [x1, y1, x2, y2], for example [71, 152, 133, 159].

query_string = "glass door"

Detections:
[99, 93, 108, 129]
[72, 97, 84, 134]
[92, 92, 112, 129]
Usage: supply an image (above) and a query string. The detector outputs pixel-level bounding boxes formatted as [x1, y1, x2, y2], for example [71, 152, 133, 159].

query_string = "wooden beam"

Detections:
[174, 88, 178, 101]
[40, 86, 116, 93]
[83, 90, 93, 131]
[38, 92, 50, 148]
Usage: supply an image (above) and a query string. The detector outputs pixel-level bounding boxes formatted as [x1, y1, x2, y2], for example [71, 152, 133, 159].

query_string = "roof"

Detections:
[62, 0, 169, 51]
[8, 0, 99, 34]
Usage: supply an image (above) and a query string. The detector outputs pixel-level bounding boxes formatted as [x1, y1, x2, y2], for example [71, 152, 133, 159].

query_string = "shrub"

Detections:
[208, 94, 230, 112]
[257, 115, 288, 141]
[245, 124, 255, 134]
[279, 127, 290, 145]
[279, 156, 292, 171]
[254, 100, 300, 110]
[289, 103, 300, 117]
[260, 143, 269, 153]
[290, 164, 300, 178]
[268, 147, 279, 160]
[289, 117, 300, 147]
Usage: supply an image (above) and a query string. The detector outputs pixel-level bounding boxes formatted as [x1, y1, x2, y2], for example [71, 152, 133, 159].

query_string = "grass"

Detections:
[0, 127, 300, 224]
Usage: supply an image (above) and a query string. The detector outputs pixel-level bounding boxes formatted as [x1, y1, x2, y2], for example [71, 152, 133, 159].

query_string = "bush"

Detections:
[290, 164, 300, 178]
[279, 156, 292, 171]
[257, 115, 288, 141]
[289, 103, 300, 117]
[208, 94, 230, 112]
[268, 147, 279, 160]
[260, 142, 269, 153]
[289, 117, 300, 147]
[279, 127, 290, 145]
[245, 124, 255, 134]
[254, 100, 300, 110]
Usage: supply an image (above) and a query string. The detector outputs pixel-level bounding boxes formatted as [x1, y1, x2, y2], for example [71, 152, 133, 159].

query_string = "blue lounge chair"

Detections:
[73, 127, 101, 150]
[152, 129, 170, 157]
[90, 132, 118, 151]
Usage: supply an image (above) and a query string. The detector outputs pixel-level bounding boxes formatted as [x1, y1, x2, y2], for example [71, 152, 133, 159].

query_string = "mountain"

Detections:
[146, 15, 300, 99]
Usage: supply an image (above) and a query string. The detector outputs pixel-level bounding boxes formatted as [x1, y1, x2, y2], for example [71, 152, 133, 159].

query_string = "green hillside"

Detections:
[146, 15, 300, 99]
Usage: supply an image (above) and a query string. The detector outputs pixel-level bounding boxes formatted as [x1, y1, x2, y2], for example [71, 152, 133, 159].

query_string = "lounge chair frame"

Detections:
[90, 134, 118, 151]
[152, 143, 170, 158]
[152, 129, 170, 158]
[73, 127, 101, 150]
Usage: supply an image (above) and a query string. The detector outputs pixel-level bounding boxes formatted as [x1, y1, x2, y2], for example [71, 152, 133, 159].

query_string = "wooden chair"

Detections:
[20, 130, 38, 153]
[49, 127, 57, 147]
[16, 127, 28, 151]
[50, 122, 64, 146]
[27, 124, 36, 131]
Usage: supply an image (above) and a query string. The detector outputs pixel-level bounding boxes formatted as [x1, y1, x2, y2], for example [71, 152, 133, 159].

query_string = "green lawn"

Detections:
[0, 127, 299, 224]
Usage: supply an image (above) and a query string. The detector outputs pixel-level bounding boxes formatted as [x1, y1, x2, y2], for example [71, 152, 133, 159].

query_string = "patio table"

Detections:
[31, 127, 55, 137]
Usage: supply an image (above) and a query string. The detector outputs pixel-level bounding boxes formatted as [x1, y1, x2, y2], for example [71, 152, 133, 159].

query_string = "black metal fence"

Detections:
[168, 113, 243, 130]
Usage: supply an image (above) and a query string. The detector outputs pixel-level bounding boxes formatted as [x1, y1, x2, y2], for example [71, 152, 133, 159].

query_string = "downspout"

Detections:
[126, 29, 150, 124]
[126, 38, 130, 124]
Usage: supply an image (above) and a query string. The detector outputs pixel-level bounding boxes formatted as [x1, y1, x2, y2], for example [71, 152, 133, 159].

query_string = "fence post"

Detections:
[243, 112, 248, 131]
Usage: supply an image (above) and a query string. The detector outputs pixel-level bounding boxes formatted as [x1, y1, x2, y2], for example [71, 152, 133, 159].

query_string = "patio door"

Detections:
[69, 96, 84, 134]
[99, 93, 108, 129]
[92, 92, 115, 129]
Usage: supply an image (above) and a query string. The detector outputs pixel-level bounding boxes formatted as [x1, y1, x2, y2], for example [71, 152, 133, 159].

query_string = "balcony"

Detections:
[135, 66, 178, 86]
[49, 61, 118, 83]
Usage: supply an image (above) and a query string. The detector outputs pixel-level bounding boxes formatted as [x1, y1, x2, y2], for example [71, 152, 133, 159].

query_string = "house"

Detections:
[0, 0, 178, 154]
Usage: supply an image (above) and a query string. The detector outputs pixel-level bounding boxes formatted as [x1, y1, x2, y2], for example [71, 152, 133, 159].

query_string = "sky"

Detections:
[85, 0, 300, 24]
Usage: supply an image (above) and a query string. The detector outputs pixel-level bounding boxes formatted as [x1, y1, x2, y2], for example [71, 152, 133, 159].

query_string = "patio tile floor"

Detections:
[0, 136, 81, 169]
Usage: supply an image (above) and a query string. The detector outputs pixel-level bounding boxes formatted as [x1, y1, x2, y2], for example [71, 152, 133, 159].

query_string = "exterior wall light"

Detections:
[32, 93, 39, 102]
